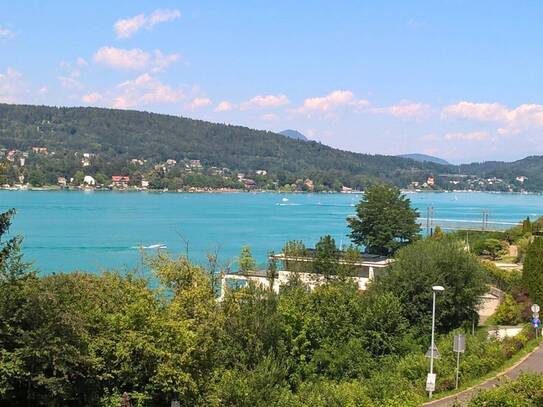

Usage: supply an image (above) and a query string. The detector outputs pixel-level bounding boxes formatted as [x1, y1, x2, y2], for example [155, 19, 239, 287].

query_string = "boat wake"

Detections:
[132, 244, 167, 250]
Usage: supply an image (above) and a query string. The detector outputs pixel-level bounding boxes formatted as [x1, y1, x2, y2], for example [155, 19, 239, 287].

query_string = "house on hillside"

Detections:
[111, 176, 130, 188]
[189, 159, 202, 169]
[32, 147, 48, 155]
[242, 178, 256, 189]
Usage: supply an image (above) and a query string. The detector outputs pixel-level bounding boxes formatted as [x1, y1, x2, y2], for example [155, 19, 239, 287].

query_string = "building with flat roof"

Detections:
[219, 251, 391, 301]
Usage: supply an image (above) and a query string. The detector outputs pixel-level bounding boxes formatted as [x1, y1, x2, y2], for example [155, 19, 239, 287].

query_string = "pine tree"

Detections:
[238, 245, 257, 273]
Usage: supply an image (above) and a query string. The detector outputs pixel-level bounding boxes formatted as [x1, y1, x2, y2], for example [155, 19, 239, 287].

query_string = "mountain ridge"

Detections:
[397, 153, 450, 165]
[0, 103, 541, 191]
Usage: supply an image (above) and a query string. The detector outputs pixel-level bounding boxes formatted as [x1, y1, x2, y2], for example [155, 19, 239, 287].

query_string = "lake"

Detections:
[1, 190, 543, 273]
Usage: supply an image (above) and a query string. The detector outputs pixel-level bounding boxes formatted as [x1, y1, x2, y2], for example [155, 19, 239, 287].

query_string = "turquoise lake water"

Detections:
[1, 190, 543, 273]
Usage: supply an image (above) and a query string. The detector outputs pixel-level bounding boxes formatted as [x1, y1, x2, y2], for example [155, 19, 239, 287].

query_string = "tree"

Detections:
[479, 238, 506, 260]
[431, 225, 444, 239]
[347, 185, 420, 256]
[372, 237, 487, 334]
[238, 245, 257, 273]
[0, 209, 31, 282]
[73, 170, 85, 186]
[267, 251, 277, 289]
[27, 168, 46, 186]
[522, 217, 532, 234]
[313, 235, 339, 277]
[522, 237, 543, 304]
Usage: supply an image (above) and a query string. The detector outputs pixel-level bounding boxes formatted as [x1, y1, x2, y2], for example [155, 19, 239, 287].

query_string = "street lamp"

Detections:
[427, 285, 444, 399]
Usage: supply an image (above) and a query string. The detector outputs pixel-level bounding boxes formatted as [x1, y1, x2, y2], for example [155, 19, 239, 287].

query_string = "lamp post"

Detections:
[427, 285, 445, 399]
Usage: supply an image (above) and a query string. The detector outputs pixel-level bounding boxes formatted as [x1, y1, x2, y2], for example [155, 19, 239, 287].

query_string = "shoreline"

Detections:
[0, 187, 542, 196]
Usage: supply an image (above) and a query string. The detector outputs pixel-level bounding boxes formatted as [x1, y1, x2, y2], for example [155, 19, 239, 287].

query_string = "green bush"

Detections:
[492, 294, 522, 325]
[468, 373, 543, 406]
[482, 260, 522, 293]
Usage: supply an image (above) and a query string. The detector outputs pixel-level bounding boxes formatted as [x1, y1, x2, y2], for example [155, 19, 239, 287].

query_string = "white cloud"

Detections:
[240, 94, 289, 110]
[0, 67, 26, 103]
[444, 131, 489, 141]
[58, 76, 84, 90]
[187, 97, 212, 109]
[151, 50, 180, 72]
[94, 47, 150, 70]
[93, 47, 179, 72]
[148, 9, 181, 26]
[112, 73, 184, 109]
[214, 101, 235, 112]
[442, 101, 543, 133]
[0, 26, 15, 40]
[114, 9, 181, 39]
[260, 113, 279, 121]
[370, 101, 431, 119]
[297, 90, 368, 115]
[442, 102, 508, 122]
[82, 92, 104, 104]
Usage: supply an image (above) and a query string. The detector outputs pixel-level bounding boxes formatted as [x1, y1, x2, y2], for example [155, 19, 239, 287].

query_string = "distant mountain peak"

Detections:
[398, 153, 450, 165]
[279, 129, 307, 141]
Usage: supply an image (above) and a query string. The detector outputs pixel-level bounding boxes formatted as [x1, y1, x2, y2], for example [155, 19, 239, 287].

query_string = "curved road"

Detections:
[423, 343, 543, 406]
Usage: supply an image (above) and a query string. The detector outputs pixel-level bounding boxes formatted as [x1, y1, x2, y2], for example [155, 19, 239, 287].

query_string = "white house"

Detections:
[219, 253, 391, 301]
[83, 175, 96, 186]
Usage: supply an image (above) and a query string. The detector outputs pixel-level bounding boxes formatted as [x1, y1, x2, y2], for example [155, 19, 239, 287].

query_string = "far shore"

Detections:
[0, 186, 541, 195]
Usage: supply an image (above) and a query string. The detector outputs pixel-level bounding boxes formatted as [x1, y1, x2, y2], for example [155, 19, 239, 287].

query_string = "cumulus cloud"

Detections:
[297, 90, 369, 116]
[114, 9, 181, 39]
[187, 97, 212, 109]
[82, 92, 104, 104]
[240, 94, 289, 110]
[442, 101, 543, 133]
[444, 131, 489, 141]
[112, 73, 184, 109]
[0, 26, 15, 40]
[93, 47, 179, 72]
[58, 76, 84, 90]
[0, 67, 26, 103]
[370, 101, 431, 119]
[214, 101, 235, 112]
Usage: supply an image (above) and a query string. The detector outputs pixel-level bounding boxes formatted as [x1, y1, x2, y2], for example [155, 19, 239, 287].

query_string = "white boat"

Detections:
[282, 197, 289, 202]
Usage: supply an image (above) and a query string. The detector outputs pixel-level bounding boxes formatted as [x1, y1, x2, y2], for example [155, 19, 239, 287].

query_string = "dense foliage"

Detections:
[348, 185, 420, 255]
[468, 373, 543, 406]
[522, 237, 543, 305]
[371, 237, 488, 334]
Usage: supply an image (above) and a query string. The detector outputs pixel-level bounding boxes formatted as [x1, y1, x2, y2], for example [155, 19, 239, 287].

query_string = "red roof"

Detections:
[112, 176, 130, 182]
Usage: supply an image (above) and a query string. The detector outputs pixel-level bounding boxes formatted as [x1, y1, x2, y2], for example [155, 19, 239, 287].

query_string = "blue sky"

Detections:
[2, 1, 543, 163]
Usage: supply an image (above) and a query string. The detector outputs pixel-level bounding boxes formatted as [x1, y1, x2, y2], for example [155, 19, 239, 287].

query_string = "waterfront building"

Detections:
[111, 175, 130, 188]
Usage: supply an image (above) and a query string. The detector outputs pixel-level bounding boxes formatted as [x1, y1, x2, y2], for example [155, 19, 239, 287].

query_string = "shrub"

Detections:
[468, 373, 543, 406]
[492, 294, 522, 325]
[482, 260, 522, 293]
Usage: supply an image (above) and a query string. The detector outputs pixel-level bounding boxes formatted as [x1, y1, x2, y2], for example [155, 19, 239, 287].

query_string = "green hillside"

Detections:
[0, 103, 446, 190]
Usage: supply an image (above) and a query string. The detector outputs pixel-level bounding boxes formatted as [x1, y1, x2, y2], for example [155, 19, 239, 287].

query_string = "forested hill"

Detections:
[1, 103, 542, 191]
[0, 103, 447, 188]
